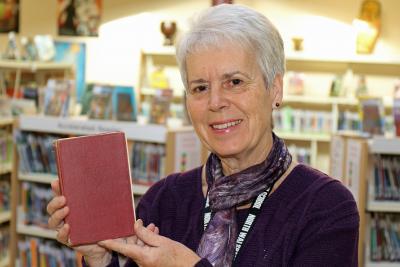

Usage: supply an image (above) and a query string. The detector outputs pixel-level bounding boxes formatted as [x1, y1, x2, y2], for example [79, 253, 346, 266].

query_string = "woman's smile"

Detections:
[209, 119, 243, 132]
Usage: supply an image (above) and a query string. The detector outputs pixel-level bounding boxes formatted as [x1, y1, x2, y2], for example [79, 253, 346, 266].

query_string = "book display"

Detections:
[9, 114, 204, 266]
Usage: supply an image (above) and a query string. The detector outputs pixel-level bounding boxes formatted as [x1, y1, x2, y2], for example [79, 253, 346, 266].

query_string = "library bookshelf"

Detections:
[9, 114, 204, 267]
[0, 60, 73, 98]
[364, 137, 400, 267]
[137, 47, 400, 175]
[0, 117, 14, 267]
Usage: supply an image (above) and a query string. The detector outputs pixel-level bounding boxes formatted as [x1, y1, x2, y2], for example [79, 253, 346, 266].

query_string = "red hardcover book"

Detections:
[54, 131, 135, 246]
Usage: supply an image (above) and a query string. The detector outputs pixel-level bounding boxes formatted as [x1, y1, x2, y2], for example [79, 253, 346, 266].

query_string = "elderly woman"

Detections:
[47, 4, 359, 267]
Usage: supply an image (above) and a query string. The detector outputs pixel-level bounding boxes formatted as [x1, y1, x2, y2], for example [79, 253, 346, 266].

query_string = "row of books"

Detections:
[0, 226, 10, 262]
[372, 155, 400, 201]
[2, 80, 73, 117]
[81, 84, 137, 121]
[370, 213, 400, 262]
[131, 142, 166, 185]
[0, 180, 10, 212]
[20, 182, 53, 228]
[18, 238, 82, 267]
[287, 145, 311, 165]
[15, 131, 60, 175]
[273, 107, 332, 134]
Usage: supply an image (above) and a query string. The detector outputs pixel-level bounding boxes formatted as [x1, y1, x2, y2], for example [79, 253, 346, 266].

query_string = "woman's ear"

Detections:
[271, 74, 283, 109]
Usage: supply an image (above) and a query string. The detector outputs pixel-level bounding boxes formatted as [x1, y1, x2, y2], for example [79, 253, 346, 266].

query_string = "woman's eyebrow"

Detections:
[189, 78, 208, 86]
[222, 71, 251, 79]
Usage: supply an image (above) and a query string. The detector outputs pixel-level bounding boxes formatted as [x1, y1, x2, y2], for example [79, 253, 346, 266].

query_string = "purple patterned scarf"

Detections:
[196, 132, 292, 266]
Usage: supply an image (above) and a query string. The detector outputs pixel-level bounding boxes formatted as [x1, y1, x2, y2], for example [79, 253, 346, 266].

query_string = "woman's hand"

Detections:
[47, 179, 161, 266]
[99, 219, 201, 267]
[47, 179, 111, 266]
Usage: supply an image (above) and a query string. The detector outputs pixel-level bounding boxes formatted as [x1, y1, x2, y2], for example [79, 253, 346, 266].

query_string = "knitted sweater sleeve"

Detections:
[290, 181, 360, 266]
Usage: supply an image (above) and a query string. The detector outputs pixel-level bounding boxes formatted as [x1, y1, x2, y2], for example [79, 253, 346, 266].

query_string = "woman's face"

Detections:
[185, 43, 282, 165]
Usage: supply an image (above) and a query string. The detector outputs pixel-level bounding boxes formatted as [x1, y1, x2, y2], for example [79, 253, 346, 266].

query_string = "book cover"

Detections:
[112, 86, 137, 121]
[54, 132, 135, 246]
[87, 85, 112, 120]
[150, 89, 173, 124]
[43, 79, 73, 117]
[359, 97, 385, 135]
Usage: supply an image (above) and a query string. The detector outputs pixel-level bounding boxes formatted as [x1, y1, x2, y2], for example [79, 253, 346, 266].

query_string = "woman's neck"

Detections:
[219, 134, 273, 176]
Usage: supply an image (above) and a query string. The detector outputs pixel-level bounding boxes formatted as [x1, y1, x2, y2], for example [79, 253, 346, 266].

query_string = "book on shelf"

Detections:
[359, 97, 385, 136]
[14, 131, 59, 174]
[54, 132, 135, 245]
[21, 182, 53, 228]
[0, 96, 12, 118]
[18, 237, 82, 267]
[369, 213, 400, 262]
[0, 180, 10, 212]
[149, 89, 173, 124]
[112, 86, 137, 121]
[43, 79, 73, 117]
[372, 154, 400, 201]
[131, 142, 165, 185]
[87, 85, 113, 120]
[0, 226, 10, 261]
[393, 98, 400, 137]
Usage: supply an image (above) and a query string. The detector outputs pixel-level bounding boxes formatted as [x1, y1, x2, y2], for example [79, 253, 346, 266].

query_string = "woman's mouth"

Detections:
[210, 119, 242, 130]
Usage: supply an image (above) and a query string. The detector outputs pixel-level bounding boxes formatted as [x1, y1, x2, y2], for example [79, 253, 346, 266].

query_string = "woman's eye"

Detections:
[191, 85, 208, 94]
[231, 79, 242, 85]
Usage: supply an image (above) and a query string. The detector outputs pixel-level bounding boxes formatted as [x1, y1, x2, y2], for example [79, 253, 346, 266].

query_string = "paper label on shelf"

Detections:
[174, 131, 202, 172]
[330, 135, 345, 180]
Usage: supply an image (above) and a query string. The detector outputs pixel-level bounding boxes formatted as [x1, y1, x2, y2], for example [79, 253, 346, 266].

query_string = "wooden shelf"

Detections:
[0, 60, 72, 71]
[0, 210, 11, 224]
[18, 172, 57, 184]
[284, 95, 358, 106]
[18, 171, 152, 196]
[367, 200, 400, 213]
[141, 46, 400, 66]
[141, 87, 184, 98]
[0, 118, 13, 127]
[276, 131, 331, 142]
[19, 114, 168, 144]
[17, 223, 56, 240]
[0, 162, 12, 175]
[0, 256, 9, 267]
[368, 137, 400, 155]
[365, 261, 400, 267]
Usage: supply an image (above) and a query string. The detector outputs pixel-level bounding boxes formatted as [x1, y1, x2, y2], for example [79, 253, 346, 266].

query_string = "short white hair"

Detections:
[176, 4, 285, 90]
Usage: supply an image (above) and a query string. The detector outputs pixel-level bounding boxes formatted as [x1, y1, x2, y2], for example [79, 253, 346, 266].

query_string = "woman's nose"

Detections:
[208, 86, 229, 111]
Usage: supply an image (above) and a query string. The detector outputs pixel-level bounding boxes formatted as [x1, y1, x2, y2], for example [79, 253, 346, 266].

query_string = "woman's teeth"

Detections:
[212, 120, 242, 130]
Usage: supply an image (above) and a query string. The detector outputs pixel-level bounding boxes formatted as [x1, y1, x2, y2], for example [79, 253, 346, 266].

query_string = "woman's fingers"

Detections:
[56, 223, 71, 245]
[51, 179, 61, 195]
[48, 206, 69, 229]
[99, 239, 145, 260]
[134, 219, 162, 247]
[46, 195, 66, 215]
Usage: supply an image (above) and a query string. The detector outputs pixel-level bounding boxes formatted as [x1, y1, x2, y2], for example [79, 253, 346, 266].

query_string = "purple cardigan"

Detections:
[93, 164, 359, 266]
